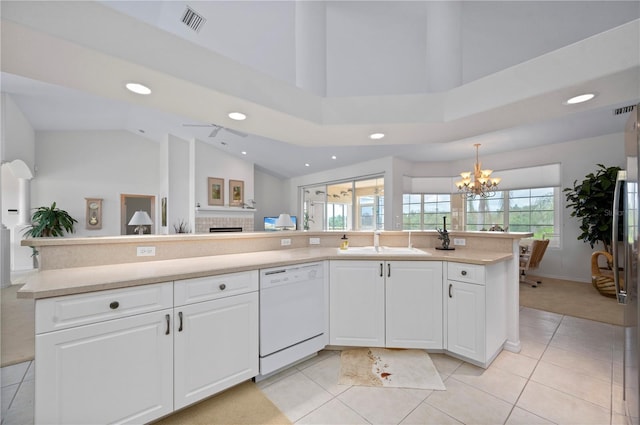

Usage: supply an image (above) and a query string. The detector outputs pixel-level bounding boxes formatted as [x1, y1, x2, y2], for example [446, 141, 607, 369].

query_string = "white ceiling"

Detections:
[1, 1, 639, 179]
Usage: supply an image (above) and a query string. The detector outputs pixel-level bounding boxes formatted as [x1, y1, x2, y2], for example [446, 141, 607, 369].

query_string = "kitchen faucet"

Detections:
[374, 230, 381, 252]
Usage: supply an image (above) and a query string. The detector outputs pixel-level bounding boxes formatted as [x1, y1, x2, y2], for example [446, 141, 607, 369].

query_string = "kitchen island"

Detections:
[19, 231, 530, 425]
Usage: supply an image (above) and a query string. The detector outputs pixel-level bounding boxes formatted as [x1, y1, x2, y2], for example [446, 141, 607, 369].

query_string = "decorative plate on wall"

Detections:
[85, 198, 102, 230]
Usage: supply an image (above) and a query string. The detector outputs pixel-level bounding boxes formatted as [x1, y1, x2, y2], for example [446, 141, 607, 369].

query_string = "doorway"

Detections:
[121, 194, 156, 235]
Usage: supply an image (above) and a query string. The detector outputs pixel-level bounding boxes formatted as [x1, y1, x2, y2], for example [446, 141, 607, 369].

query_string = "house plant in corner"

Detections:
[564, 163, 622, 296]
[23, 202, 78, 266]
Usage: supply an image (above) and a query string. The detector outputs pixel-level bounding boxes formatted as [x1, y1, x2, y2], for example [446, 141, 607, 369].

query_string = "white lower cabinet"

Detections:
[445, 262, 507, 367]
[386, 261, 443, 349]
[329, 260, 385, 347]
[35, 308, 174, 425]
[329, 260, 443, 349]
[173, 291, 258, 409]
[446, 279, 485, 361]
[35, 272, 259, 425]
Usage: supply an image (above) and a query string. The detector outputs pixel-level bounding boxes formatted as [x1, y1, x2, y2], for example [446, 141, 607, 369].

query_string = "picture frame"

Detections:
[229, 179, 244, 207]
[85, 198, 103, 230]
[161, 197, 167, 227]
[208, 177, 224, 206]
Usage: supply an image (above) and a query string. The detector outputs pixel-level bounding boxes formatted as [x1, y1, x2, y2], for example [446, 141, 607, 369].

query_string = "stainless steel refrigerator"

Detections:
[614, 104, 640, 423]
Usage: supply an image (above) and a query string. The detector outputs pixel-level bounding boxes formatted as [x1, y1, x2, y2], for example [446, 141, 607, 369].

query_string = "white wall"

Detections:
[166, 135, 191, 233]
[254, 169, 289, 230]
[32, 131, 160, 237]
[194, 140, 254, 208]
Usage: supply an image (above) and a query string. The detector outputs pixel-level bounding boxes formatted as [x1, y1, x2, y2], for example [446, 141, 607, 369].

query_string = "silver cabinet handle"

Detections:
[380, 263, 383, 277]
[387, 263, 391, 278]
[165, 314, 170, 335]
[449, 283, 453, 298]
[178, 311, 183, 332]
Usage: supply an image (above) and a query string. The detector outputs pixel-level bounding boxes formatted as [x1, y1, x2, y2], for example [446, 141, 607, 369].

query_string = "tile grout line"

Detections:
[501, 313, 563, 424]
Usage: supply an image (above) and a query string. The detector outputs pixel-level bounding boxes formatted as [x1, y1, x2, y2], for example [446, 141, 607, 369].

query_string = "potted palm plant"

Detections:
[24, 202, 78, 238]
[564, 164, 622, 296]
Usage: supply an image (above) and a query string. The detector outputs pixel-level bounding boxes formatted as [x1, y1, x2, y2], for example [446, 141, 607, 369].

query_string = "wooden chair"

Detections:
[590, 251, 620, 298]
[519, 239, 550, 287]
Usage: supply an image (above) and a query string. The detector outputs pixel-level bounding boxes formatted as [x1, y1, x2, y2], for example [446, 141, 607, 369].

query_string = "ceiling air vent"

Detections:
[614, 104, 636, 116]
[181, 6, 206, 33]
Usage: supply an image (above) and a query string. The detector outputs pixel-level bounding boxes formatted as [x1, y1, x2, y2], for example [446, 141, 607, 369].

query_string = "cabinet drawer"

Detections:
[36, 282, 173, 334]
[174, 270, 258, 306]
[447, 262, 485, 285]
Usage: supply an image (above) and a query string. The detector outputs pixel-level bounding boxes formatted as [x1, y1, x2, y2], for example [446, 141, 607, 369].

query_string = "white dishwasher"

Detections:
[259, 261, 328, 377]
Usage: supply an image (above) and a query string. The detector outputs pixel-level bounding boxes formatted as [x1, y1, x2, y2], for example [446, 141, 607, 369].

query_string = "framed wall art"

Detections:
[229, 179, 244, 207]
[208, 177, 224, 206]
[85, 198, 103, 230]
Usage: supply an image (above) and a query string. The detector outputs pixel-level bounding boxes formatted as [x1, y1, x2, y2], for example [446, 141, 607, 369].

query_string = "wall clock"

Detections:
[85, 198, 103, 230]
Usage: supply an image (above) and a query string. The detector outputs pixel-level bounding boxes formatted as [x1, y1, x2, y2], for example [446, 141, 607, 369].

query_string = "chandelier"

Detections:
[455, 144, 501, 198]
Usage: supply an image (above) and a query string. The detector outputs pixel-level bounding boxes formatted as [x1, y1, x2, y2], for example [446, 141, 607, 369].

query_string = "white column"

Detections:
[426, 1, 462, 92]
[295, 1, 327, 96]
[17, 177, 30, 225]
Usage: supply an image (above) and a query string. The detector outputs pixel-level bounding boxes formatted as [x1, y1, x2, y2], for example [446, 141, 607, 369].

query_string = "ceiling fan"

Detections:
[182, 123, 248, 138]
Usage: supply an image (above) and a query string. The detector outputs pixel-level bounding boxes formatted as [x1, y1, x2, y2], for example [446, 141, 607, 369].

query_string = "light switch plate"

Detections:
[309, 237, 320, 245]
[453, 238, 466, 246]
[281, 239, 291, 246]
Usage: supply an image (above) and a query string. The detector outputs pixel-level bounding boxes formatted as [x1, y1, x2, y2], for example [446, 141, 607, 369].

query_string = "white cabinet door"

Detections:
[35, 309, 174, 425]
[329, 261, 385, 347]
[174, 292, 259, 409]
[446, 280, 486, 362]
[386, 261, 443, 349]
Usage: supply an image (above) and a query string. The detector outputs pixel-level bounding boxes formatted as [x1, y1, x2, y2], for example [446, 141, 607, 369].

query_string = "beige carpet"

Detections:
[520, 275, 624, 326]
[338, 347, 445, 390]
[153, 380, 291, 425]
[1, 284, 35, 367]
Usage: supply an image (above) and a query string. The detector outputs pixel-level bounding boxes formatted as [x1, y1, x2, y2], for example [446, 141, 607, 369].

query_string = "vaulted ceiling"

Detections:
[1, 1, 639, 178]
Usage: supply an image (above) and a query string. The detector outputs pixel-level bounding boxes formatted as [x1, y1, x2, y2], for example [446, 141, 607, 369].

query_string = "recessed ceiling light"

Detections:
[369, 133, 385, 140]
[305, 163, 310, 167]
[565, 93, 595, 105]
[228, 112, 247, 121]
[241, 151, 247, 155]
[331, 155, 337, 160]
[125, 82, 151, 95]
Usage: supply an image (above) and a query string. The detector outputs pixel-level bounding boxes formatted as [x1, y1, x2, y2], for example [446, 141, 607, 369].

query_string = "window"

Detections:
[508, 188, 556, 238]
[403, 187, 559, 244]
[403, 194, 452, 230]
[302, 175, 384, 231]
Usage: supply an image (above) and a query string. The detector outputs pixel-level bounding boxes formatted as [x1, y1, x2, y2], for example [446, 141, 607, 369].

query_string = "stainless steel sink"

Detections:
[336, 246, 431, 255]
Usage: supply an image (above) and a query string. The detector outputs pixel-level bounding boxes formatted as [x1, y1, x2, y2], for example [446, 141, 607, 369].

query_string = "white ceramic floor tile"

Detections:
[1, 383, 18, 417]
[0, 363, 29, 388]
[518, 338, 549, 360]
[299, 352, 351, 396]
[255, 365, 299, 390]
[2, 380, 34, 425]
[296, 350, 340, 372]
[530, 360, 611, 410]
[541, 345, 612, 382]
[519, 307, 563, 326]
[424, 377, 512, 425]
[260, 371, 334, 423]
[549, 332, 614, 363]
[429, 353, 463, 379]
[400, 402, 463, 425]
[505, 406, 555, 425]
[490, 350, 539, 379]
[295, 398, 368, 425]
[451, 362, 528, 404]
[517, 380, 611, 424]
[22, 362, 34, 383]
[519, 324, 556, 345]
[338, 385, 429, 425]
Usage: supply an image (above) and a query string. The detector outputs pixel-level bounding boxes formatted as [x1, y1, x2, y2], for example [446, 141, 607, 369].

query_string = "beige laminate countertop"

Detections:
[18, 247, 512, 300]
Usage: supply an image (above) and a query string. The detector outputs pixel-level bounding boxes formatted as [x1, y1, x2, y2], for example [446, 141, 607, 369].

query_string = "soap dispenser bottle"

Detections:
[340, 234, 349, 250]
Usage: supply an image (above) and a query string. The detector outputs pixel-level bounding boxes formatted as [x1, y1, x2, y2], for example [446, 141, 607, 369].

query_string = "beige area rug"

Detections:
[338, 347, 446, 390]
[1, 284, 35, 367]
[520, 275, 624, 326]
[153, 380, 291, 425]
